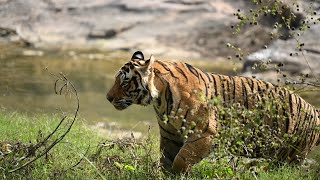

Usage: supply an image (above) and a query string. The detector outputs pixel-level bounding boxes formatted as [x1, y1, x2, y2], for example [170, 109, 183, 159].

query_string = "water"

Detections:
[0, 47, 159, 137]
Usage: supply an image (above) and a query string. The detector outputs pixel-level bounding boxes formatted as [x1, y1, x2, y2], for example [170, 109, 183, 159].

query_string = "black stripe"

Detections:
[268, 89, 279, 131]
[251, 79, 256, 92]
[174, 100, 182, 116]
[200, 69, 212, 82]
[154, 72, 166, 86]
[232, 77, 236, 102]
[245, 78, 252, 94]
[307, 108, 317, 148]
[316, 110, 320, 145]
[259, 81, 267, 104]
[163, 149, 175, 162]
[199, 73, 208, 97]
[175, 66, 189, 82]
[278, 90, 288, 132]
[154, 106, 165, 122]
[300, 104, 312, 150]
[158, 61, 178, 79]
[300, 103, 310, 136]
[246, 77, 254, 92]
[266, 82, 270, 89]
[165, 83, 174, 115]
[292, 95, 302, 134]
[243, 78, 254, 108]
[253, 80, 262, 102]
[131, 76, 139, 89]
[219, 75, 226, 102]
[255, 81, 262, 102]
[137, 94, 143, 104]
[157, 95, 161, 106]
[185, 63, 200, 83]
[158, 122, 176, 136]
[225, 76, 231, 103]
[161, 135, 184, 148]
[135, 70, 143, 80]
[212, 74, 218, 97]
[257, 80, 263, 94]
[241, 78, 248, 109]
[162, 135, 183, 147]
[305, 105, 314, 133]
[289, 93, 294, 115]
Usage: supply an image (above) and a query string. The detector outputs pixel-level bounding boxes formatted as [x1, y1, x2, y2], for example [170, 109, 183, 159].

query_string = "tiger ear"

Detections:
[145, 55, 155, 70]
[137, 55, 155, 73]
[131, 51, 144, 60]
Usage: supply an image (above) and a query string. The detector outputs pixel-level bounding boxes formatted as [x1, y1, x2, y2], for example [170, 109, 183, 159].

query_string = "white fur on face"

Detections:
[147, 69, 159, 99]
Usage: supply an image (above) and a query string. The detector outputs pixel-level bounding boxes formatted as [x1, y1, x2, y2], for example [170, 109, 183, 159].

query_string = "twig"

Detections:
[7, 71, 80, 173]
[83, 156, 106, 180]
[69, 145, 91, 170]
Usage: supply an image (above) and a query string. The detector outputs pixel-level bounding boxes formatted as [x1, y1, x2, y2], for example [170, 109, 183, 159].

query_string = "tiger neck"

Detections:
[150, 65, 178, 109]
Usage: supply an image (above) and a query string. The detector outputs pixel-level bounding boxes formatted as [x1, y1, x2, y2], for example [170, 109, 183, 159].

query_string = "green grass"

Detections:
[0, 112, 319, 179]
[0, 112, 103, 179]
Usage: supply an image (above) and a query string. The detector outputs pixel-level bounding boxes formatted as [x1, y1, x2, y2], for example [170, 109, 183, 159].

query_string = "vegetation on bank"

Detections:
[0, 112, 319, 179]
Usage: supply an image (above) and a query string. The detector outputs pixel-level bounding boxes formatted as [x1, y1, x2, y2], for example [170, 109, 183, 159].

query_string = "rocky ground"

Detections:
[0, 0, 319, 77]
[243, 23, 320, 81]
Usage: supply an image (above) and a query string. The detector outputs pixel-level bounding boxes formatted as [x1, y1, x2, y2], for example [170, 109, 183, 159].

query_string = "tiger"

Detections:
[106, 51, 320, 173]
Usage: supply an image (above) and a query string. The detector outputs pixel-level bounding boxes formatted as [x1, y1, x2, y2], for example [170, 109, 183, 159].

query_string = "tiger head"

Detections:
[106, 51, 158, 110]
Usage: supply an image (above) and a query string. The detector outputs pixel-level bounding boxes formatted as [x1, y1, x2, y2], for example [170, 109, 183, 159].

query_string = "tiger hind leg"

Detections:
[172, 133, 213, 172]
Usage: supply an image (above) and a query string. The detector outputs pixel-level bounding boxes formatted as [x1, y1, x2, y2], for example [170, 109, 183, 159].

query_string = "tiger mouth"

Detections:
[113, 100, 132, 110]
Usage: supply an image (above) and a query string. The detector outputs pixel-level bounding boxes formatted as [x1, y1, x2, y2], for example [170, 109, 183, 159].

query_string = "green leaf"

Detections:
[226, 167, 234, 175]
[124, 165, 135, 172]
[114, 162, 123, 169]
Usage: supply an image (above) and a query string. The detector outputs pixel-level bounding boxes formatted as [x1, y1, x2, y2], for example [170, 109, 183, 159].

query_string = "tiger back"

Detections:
[107, 51, 320, 173]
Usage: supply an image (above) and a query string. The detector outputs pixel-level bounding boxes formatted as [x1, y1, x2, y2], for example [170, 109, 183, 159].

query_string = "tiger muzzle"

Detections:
[107, 96, 132, 110]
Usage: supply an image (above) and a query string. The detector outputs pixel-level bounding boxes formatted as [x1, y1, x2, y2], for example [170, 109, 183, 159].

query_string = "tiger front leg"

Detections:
[171, 132, 213, 172]
[160, 135, 183, 171]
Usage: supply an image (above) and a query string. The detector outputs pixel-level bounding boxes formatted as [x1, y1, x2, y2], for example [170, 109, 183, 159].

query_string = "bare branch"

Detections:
[7, 71, 80, 173]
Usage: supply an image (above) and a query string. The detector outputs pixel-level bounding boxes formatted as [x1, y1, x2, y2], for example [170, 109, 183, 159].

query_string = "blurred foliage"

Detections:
[191, 94, 319, 179]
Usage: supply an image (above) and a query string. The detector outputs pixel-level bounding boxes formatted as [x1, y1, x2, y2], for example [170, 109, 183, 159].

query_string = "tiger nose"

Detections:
[106, 94, 114, 102]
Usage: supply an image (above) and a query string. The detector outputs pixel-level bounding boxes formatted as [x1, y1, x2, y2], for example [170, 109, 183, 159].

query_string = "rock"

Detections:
[243, 23, 320, 81]
[0, 0, 318, 61]
[0, 0, 259, 58]
[22, 50, 44, 56]
[242, 0, 320, 82]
